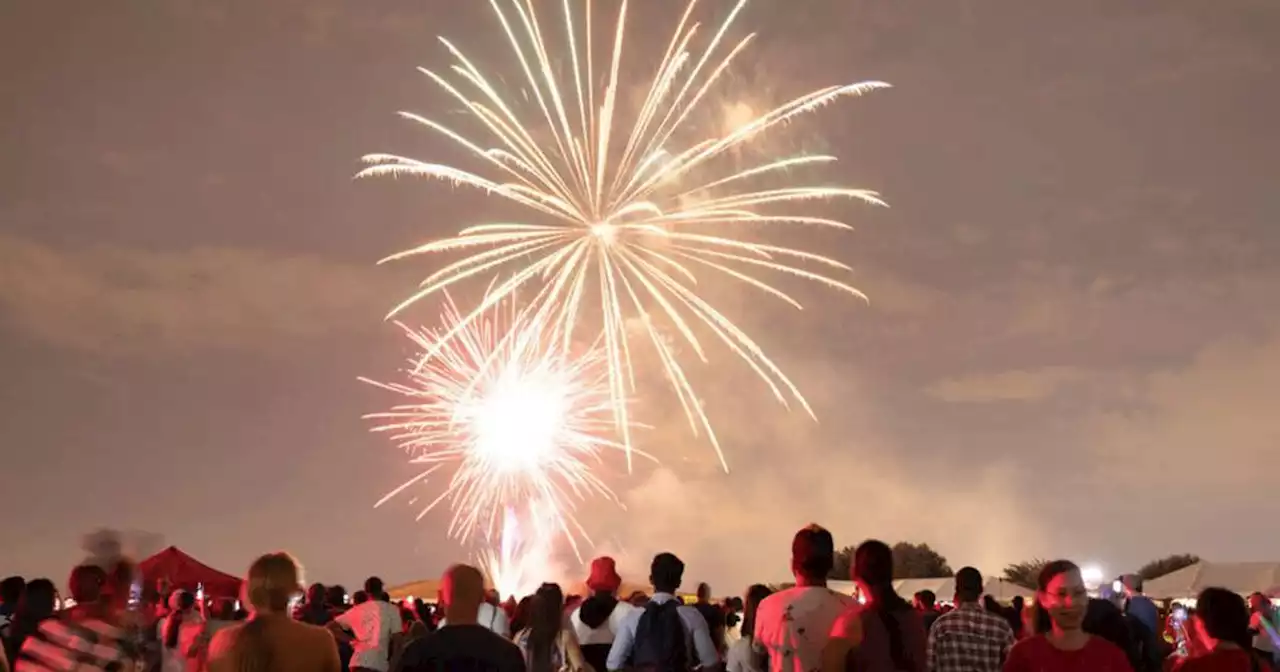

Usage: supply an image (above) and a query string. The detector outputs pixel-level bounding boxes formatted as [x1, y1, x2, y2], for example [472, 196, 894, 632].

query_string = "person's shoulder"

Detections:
[757, 588, 795, 613]
[207, 623, 243, 658]
[828, 603, 866, 639]
[829, 591, 858, 608]
[293, 618, 337, 639]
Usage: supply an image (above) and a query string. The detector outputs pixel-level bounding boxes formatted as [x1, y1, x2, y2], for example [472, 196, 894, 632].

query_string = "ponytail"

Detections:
[164, 611, 184, 649]
[868, 583, 911, 671]
[229, 617, 274, 672]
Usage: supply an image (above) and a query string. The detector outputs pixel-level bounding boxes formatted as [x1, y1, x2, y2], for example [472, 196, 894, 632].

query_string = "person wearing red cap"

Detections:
[570, 557, 637, 672]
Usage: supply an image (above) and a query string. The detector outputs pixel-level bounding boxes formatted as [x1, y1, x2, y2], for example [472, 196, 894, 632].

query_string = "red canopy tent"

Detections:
[138, 546, 242, 599]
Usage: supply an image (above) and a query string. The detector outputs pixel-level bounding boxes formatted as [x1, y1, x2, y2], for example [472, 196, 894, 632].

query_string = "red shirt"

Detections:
[1175, 649, 1271, 672]
[1003, 634, 1132, 672]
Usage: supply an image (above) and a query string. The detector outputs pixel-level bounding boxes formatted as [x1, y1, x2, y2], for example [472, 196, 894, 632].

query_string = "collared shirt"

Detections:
[926, 602, 1014, 672]
[605, 592, 718, 670]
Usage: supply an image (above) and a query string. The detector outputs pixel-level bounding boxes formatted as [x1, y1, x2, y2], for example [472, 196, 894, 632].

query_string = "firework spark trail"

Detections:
[360, 294, 639, 556]
[480, 502, 559, 600]
[359, 0, 889, 469]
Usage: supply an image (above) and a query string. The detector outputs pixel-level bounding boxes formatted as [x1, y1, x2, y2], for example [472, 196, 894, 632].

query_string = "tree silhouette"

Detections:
[828, 546, 856, 580]
[1003, 559, 1049, 589]
[892, 542, 953, 578]
[827, 542, 954, 580]
[1137, 554, 1200, 581]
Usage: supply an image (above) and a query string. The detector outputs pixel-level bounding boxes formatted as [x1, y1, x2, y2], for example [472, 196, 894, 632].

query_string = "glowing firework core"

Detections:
[590, 223, 619, 245]
[467, 368, 570, 475]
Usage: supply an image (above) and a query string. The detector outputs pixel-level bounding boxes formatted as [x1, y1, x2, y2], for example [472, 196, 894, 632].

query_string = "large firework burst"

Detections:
[360, 0, 889, 468]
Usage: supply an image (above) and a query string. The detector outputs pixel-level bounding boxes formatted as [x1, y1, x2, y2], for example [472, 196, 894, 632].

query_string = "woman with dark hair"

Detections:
[1003, 560, 1132, 671]
[822, 540, 925, 672]
[727, 584, 773, 672]
[1173, 588, 1272, 672]
[513, 583, 585, 672]
[511, 595, 535, 638]
[842, 539, 927, 672]
[2, 578, 55, 664]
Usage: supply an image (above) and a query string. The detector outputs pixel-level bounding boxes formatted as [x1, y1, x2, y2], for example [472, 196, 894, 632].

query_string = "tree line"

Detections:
[826, 542, 1201, 589]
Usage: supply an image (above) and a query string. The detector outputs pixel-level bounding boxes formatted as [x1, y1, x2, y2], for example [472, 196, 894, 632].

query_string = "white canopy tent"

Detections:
[824, 577, 1032, 602]
[1143, 561, 1280, 600]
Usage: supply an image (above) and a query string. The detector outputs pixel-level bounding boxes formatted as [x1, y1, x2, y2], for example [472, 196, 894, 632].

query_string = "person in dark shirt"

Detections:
[393, 564, 525, 672]
[693, 583, 727, 657]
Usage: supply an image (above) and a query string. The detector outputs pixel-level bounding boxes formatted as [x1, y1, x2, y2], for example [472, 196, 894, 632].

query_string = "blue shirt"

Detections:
[1125, 595, 1160, 635]
[606, 593, 719, 670]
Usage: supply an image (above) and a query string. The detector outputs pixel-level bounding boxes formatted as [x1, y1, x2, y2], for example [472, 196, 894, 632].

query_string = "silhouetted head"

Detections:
[440, 564, 486, 624]
[244, 552, 303, 614]
[791, 524, 835, 584]
[649, 553, 685, 595]
[954, 567, 983, 603]
[853, 540, 894, 590]
[1194, 587, 1251, 650]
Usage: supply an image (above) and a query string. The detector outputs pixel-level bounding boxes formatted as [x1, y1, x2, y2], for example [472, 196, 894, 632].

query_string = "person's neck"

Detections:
[444, 605, 480, 626]
[250, 609, 288, 619]
[653, 587, 678, 596]
[793, 576, 827, 588]
[1046, 626, 1089, 650]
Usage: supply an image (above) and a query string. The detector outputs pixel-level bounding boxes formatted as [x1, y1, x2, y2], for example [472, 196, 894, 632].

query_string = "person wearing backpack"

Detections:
[605, 553, 719, 672]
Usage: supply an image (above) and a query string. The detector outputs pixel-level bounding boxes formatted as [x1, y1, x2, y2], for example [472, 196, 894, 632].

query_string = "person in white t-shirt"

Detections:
[329, 577, 403, 672]
[753, 525, 856, 672]
[438, 593, 510, 637]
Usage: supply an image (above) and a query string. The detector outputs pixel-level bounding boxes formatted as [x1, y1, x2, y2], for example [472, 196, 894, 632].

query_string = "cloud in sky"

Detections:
[0, 234, 408, 356]
[926, 366, 1093, 403]
[1086, 332, 1280, 490]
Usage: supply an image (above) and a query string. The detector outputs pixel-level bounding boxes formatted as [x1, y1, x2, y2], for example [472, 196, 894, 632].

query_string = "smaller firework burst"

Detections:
[361, 294, 638, 557]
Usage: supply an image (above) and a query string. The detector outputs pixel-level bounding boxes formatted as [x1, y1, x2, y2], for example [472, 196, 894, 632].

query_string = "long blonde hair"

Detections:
[230, 552, 303, 672]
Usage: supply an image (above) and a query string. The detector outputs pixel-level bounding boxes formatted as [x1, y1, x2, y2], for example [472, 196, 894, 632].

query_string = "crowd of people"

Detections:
[1, 524, 1276, 672]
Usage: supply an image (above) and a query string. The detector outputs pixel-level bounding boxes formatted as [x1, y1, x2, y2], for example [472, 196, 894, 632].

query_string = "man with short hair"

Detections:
[606, 552, 719, 671]
[754, 524, 857, 672]
[926, 566, 1014, 672]
[392, 565, 525, 672]
[331, 576, 404, 672]
[1120, 575, 1159, 637]
[436, 584, 510, 637]
[915, 590, 942, 632]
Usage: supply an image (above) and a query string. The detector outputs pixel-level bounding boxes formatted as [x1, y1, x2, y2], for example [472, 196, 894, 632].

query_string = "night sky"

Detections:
[2, 0, 1278, 591]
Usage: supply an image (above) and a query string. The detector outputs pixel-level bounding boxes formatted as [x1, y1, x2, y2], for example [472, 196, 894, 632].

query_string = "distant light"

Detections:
[1081, 564, 1105, 586]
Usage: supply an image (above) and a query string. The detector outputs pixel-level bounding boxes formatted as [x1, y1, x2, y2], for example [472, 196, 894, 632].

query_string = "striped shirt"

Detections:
[15, 616, 139, 671]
